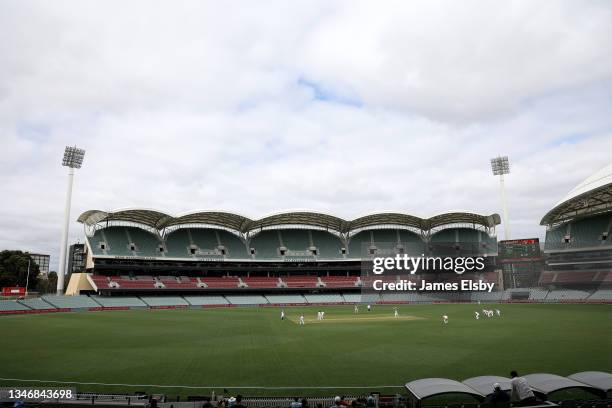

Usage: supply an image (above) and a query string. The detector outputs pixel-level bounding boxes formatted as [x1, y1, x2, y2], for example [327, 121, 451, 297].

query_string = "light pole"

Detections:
[490, 156, 510, 240]
[57, 146, 85, 294]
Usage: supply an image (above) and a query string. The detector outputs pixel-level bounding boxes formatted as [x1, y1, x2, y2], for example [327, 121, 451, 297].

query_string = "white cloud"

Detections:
[0, 0, 611, 271]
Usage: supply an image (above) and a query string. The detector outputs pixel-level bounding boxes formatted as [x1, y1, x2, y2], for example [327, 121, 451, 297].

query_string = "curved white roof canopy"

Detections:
[541, 163, 612, 225]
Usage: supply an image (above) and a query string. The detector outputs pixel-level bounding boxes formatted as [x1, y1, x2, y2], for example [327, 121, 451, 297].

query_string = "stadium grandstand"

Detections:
[539, 163, 612, 295]
[62, 210, 502, 297]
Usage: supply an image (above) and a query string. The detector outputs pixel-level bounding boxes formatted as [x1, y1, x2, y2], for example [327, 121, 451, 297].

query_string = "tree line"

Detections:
[0, 250, 58, 294]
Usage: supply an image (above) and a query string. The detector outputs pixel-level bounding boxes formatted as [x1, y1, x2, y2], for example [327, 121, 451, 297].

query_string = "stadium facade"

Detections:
[55, 162, 611, 303]
[69, 210, 502, 296]
[539, 163, 612, 297]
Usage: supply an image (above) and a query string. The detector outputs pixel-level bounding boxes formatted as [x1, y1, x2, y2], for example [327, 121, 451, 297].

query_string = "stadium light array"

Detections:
[490, 156, 511, 240]
[62, 146, 85, 169]
[57, 146, 86, 294]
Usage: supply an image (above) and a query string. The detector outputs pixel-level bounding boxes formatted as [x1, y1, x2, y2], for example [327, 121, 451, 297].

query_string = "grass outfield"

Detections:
[0, 304, 610, 397]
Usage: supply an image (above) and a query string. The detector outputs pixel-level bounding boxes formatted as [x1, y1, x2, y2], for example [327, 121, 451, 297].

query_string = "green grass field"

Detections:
[0, 304, 610, 397]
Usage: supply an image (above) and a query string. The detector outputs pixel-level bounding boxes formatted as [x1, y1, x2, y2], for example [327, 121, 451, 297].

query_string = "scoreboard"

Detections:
[498, 238, 541, 261]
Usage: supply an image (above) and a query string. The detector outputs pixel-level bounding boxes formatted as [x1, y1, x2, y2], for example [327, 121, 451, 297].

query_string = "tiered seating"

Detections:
[310, 230, 344, 259]
[91, 275, 112, 289]
[546, 290, 590, 300]
[139, 296, 189, 307]
[264, 294, 307, 304]
[18, 298, 56, 310]
[322, 276, 357, 288]
[588, 289, 612, 300]
[127, 227, 163, 257]
[164, 228, 192, 257]
[545, 223, 569, 250]
[281, 276, 319, 288]
[431, 229, 456, 243]
[539, 271, 556, 284]
[189, 228, 221, 255]
[0, 300, 31, 311]
[304, 294, 344, 303]
[570, 214, 611, 247]
[380, 292, 415, 303]
[200, 276, 240, 288]
[280, 229, 311, 251]
[457, 228, 479, 242]
[42, 295, 99, 309]
[398, 230, 426, 255]
[225, 295, 268, 305]
[471, 291, 506, 302]
[529, 288, 549, 300]
[341, 294, 363, 303]
[157, 276, 197, 289]
[545, 214, 612, 250]
[555, 271, 598, 283]
[347, 230, 373, 258]
[100, 227, 132, 256]
[89, 228, 109, 255]
[111, 276, 156, 289]
[184, 296, 229, 305]
[250, 230, 281, 259]
[217, 230, 250, 259]
[242, 277, 279, 288]
[91, 296, 147, 307]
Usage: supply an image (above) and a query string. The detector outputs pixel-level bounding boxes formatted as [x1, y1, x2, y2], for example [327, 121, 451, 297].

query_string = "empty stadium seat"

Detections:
[242, 277, 279, 288]
[183, 296, 230, 305]
[139, 296, 189, 306]
[281, 276, 319, 288]
[41, 295, 100, 309]
[321, 276, 358, 288]
[18, 298, 56, 310]
[0, 300, 31, 311]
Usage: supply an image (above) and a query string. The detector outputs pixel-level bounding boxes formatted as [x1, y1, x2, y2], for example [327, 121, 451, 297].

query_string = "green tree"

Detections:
[0, 250, 41, 289]
[36, 271, 58, 294]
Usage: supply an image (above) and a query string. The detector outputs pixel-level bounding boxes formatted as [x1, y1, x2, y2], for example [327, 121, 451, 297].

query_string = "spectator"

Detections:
[330, 396, 343, 408]
[510, 371, 537, 406]
[234, 395, 245, 408]
[202, 397, 213, 408]
[489, 382, 510, 408]
[301, 398, 309, 408]
[366, 395, 376, 408]
[291, 397, 302, 408]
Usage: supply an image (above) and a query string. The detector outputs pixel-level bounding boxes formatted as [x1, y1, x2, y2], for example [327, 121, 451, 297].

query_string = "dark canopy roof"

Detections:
[567, 371, 612, 393]
[405, 378, 485, 401]
[78, 208, 500, 234]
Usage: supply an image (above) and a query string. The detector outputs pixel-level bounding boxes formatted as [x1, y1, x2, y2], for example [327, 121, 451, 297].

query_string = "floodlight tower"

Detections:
[57, 146, 85, 294]
[490, 155, 510, 240]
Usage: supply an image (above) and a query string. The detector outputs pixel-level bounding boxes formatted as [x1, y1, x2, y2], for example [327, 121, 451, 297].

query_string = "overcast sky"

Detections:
[1, 0, 612, 272]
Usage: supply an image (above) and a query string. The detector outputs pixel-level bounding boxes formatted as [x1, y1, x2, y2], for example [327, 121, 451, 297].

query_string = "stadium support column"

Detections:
[499, 173, 510, 240]
[57, 146, 85, 295]
[57, 167, 75, 294]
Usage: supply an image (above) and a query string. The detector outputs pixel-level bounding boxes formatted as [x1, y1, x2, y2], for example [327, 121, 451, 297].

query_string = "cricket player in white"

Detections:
[316, 311, 321, 320]
[321, 311, 325, 320]
[367, 304, 371, 312]
[474, 311, 480, 320]
[354, 305, 358, 314]
[442, 315, 448, 324]
[281, 310, 285, 320]
[299, 315, 305, 325]
[495, 309, 501, 317]
[394, 307, 399, 318]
